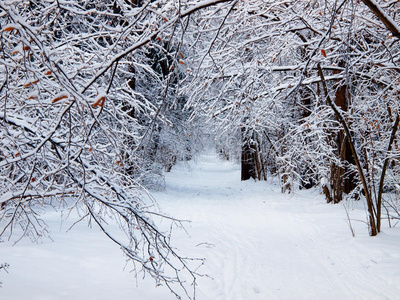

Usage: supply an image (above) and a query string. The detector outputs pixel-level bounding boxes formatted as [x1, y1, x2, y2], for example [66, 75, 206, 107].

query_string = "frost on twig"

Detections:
[0, 263, 10, 288]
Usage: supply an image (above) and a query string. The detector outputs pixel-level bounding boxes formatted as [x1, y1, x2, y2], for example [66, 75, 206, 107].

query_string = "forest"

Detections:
[1, 0, 400, 298]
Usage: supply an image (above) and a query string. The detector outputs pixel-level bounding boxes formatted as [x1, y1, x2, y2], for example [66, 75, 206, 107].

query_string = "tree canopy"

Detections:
[1, 0, 400, 298]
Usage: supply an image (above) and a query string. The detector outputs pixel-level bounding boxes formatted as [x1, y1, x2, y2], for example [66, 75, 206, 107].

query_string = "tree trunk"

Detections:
[318, 64, 378, 235]
[300, 87, 318, 189]
[330, 65, 356, 203]
[360, 0, 400, 39]
[241, 128, 257, 181]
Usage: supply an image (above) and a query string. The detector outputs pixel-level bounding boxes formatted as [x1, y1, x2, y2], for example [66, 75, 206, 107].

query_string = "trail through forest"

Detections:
[156, 153, 400, 300]
[2, 152, 400, 299]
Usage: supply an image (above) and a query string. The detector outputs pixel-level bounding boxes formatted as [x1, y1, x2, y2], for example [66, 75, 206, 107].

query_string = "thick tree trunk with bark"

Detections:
[329, 65, 357, 203]
[318, 64, 378, 235]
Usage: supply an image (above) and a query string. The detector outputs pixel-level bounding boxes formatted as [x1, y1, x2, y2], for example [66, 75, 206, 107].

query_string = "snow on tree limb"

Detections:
[361, 0, 400, 38]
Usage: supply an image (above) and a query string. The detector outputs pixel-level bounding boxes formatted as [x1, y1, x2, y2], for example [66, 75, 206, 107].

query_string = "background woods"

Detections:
[184, 0, 400, 236]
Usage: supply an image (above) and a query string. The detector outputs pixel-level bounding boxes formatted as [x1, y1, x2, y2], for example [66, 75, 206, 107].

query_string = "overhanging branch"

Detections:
[361, 0, 400, 38]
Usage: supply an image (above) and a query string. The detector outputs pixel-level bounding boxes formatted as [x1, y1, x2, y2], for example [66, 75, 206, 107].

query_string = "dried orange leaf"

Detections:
[28, 91, 39, 100]
[52, 92, 69, 103]
[24, 78, 39, 87]
[3, 24, 18, 32]
[321, 49, 327, 57]
[93, 96, 106, 108]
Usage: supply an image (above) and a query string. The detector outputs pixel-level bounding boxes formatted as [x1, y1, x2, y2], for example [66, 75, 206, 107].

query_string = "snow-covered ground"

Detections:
[1, 152, 400, 299]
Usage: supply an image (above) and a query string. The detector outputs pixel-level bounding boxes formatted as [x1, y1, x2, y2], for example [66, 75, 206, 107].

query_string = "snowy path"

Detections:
[155, 153, 400, 300]
[2, 152, 400, 299]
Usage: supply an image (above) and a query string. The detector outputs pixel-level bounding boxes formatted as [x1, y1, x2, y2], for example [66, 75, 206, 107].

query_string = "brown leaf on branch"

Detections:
[93, 96, 106, 108]
[52, 93, 69, 103]
[3, 24, 18, 32]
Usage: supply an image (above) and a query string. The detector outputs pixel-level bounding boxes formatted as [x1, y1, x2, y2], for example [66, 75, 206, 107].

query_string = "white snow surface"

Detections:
[1, 152, 400, 299]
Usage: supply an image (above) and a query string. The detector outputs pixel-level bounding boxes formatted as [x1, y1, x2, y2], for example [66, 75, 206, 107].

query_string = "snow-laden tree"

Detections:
[183, 0, 400, 236]
[0, 0, 234, 297]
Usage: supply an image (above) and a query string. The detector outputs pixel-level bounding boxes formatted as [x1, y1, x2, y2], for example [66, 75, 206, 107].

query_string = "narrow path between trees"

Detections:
[1, 152, 400, 299]
[155, 152, 400, 300]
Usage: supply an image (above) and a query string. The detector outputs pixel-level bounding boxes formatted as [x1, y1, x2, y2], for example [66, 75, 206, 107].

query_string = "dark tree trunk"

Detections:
[300, 87, 318, 189]
[329, 65, 356, 203]
[241, 129, 257, 181]
[318, 63, 377, 235]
